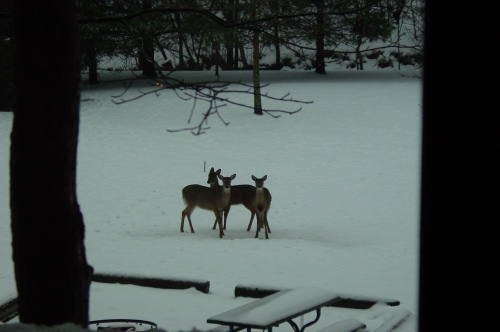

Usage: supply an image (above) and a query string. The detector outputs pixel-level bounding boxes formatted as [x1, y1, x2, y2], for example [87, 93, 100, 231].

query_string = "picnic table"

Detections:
[207, 287, 341, 332]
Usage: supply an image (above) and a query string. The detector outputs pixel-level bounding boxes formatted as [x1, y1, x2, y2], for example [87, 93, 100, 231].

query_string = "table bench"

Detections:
[234, 285, 400, 309]
[207, 287, 341, 332]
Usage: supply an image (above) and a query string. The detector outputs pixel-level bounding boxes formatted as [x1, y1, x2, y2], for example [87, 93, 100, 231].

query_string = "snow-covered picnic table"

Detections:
[207, 287, 341, 332]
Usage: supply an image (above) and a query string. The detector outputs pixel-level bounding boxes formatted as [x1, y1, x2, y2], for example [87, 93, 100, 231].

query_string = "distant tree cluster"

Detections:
[76, 0, 424, 82]
[0, 0, 423, 107]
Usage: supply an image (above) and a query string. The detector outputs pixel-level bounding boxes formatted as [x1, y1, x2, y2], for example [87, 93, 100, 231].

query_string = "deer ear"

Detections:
[210, 167, 214, 172]
[216, 169, 221, 175]
[262, 175, 267, 181]
[251, 175, 257, 181]
[231, 174, 236, 180]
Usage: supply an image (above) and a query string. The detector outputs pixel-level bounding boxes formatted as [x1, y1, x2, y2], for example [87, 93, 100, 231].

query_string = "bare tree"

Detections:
[103, 4, 311, 134]
[75, 2, 403, 132]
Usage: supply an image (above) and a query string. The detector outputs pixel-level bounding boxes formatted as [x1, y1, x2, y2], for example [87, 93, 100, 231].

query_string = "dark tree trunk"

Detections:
[233, 0, 241, 70]
[87, 37, 99, 84]
[178, 35, 184, 69]
[238, 41, 249, 69]
[141, 0, 156, 77]
[10, 0, 92, 327]
[225, 42, 234, 70]
[234, 43, 239, 70]
[274, 26, 281, 70]
[141, 35, 157, 77]
[251, 0, 262, 115]
[355, 31, 364, 70]
[173, 11, 185, 69]
[314, 0, 326, 74]
[252, 29, 262, 115]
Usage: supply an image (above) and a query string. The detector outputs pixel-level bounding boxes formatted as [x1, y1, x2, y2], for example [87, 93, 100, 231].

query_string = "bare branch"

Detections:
[94, 12, 313, 135]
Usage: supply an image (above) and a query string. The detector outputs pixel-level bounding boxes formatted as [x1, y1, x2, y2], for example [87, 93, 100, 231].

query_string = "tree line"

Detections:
[0, 0, 423, 108]
[77, 0, 423, 82]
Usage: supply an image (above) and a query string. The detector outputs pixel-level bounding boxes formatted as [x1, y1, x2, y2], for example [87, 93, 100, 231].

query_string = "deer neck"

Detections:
[255, 187, 265, 202]
[218, 186, 230, 206]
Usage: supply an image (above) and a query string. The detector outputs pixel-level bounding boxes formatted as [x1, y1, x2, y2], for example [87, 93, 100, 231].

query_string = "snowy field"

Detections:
[0, 67, 421, 331]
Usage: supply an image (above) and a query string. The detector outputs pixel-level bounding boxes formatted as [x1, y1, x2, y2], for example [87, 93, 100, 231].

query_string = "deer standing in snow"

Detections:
[209, 170, 271, 234]
[181, 168, 236, 238]
[251, 175, 272, 239]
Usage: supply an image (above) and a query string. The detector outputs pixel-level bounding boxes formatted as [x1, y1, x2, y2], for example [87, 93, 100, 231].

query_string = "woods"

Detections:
[0, 1, 424, 109]
[74, 0, 423, 78]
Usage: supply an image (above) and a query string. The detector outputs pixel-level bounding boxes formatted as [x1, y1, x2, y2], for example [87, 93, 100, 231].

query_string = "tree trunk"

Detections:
[233, 0, 241, 70]
[225, 42, 234, 70]
[238, 41, 249, 69]
[251, 0, 262, 115]
[225, 0, 235, 70]
[252, 31, 262, 115]
[314, 0, 326, 74]
[173, 12, 185, 69]
[356, 41, 364, 70]
[87, 37, 99, 84]
[10, 0, 92, 327]
[141, 35, 157, 77]
[141, 0, 156, 77]
[234, 42, 239, 69]
[274, 26, 282, 70]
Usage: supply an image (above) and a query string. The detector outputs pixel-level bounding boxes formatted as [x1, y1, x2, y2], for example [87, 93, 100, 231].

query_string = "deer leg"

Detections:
[181, 209, 195, 233]
[187, 214, 195, 233]
[265, 211, 271, 233]
[214, 210, 224, 238]
[264, 214, 269, 239]
[181, 211, 186, 232]
[247, 211, 255, 231]
[223, 206, 230, 230]
[255, 214, 261, 238]
[212, 207, 229, 230]
[186, 213, 195, 233]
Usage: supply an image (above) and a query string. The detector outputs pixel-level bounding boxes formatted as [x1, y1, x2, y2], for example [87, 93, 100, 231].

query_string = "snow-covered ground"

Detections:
[0, 67, 421, 331]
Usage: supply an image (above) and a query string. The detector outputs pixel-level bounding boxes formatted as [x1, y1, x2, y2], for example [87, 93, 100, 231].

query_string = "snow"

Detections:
[0, 67, 421, 331]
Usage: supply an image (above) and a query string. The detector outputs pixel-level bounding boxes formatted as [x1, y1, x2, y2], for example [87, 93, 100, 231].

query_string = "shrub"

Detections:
[378, 58, 393, 68]
[366, 50, 383, 59]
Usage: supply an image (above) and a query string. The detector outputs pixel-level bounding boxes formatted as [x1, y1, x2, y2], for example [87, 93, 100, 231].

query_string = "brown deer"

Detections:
[211, 182, 256, 231]
[251, 175, 272, 239]
[181, 168, 236, 238]
[208, 169, 271, 233]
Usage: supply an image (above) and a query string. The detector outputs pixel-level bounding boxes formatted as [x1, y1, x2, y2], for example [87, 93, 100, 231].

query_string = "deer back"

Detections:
[229, 184, 255, 205]
[182, 184, 226, 211]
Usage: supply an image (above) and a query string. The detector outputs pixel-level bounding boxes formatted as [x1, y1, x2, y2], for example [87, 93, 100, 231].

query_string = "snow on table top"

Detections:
[207, 287, 340, 329]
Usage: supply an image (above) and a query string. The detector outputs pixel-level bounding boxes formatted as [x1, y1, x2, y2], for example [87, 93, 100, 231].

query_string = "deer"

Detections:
[208, 170, 271, 234]
[210, 183, 256, 231]
[251, 175, 272, 239]
[180, 168, 236, 238]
